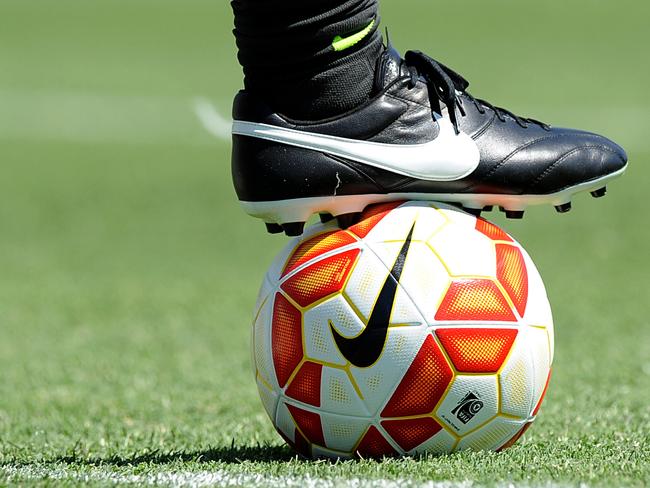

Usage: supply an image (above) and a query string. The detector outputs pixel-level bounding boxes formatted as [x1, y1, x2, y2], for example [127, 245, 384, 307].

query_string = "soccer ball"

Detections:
[252, 201, 553, 458]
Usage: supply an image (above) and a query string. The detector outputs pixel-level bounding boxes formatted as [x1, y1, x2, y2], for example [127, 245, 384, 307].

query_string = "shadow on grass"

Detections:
[51, 444, 300, 467]
[4, 443, 452, 468]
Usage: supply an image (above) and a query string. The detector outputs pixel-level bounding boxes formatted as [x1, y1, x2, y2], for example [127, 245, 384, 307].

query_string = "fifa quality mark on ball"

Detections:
[450, 392, 485, 424]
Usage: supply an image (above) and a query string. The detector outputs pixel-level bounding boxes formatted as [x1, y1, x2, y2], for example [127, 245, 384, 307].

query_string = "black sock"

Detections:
[231, 0, 383, 120]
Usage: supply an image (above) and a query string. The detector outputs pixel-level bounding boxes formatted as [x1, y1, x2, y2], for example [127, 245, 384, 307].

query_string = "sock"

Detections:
[231, 0, 383, 120]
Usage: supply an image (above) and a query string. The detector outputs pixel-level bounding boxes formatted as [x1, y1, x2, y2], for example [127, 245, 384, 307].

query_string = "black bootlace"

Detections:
[403, 50, 550, 134]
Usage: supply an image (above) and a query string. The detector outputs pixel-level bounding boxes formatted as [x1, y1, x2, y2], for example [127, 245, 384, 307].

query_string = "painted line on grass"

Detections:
[0, 465, 476, 488]
[0, 90, 231, 146]
[193, 97, 231, 140]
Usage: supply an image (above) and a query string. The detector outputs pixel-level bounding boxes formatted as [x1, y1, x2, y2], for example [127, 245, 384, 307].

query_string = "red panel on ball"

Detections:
[349, 201, 405, 238]
[381, 335, 453, 417]
[285, 361, 323, 407]
[355, 426, 397, 458]
[436, 328, 518, 373]
[283, 231, 357, 277]
[281, 249, 360, 307]
[381, 417, 442, 452]
[287, 404, 325, 446]
[475, 217, 513, 242]
[279, 429, 311, 457]
[293, 429, 312, 456]
[271, 293, 303, 388]
[496, 244, 529, 317]
[435, 279, 517, 322]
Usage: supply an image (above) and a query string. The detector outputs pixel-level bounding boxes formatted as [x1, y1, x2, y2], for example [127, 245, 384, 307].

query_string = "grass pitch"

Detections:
[1, 0, 649, 486]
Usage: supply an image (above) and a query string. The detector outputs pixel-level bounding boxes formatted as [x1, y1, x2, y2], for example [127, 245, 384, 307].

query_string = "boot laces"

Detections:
[404, 50, 550, 134]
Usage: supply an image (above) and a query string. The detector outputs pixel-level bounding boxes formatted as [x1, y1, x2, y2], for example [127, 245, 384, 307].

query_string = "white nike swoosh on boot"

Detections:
[231, 117, 480, 182]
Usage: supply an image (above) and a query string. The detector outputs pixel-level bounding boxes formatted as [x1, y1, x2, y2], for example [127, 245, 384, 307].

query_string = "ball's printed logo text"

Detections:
[451, 392, 484, 424]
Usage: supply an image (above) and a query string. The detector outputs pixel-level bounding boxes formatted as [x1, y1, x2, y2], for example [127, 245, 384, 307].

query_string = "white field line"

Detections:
[0, 465, 477, 488]
[0, 90, 231, 145]
[193, 97, 232, 140]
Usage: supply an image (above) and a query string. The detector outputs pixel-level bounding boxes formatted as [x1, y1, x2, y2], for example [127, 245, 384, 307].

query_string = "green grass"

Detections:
[0, 0, 649, 486]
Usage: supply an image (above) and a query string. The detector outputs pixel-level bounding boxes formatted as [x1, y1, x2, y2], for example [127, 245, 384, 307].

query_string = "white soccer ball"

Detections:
[252, 201, 553, 458]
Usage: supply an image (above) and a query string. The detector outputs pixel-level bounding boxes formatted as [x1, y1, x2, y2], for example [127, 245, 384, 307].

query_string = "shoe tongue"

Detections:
[373, 45, 409, 92]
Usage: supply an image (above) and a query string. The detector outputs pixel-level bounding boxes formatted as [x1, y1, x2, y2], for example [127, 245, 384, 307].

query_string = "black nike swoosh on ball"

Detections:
[330, 223, 416, 368]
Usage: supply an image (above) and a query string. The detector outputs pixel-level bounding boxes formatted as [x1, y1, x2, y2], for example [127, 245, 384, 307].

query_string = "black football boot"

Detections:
[232, 45, 628, 236]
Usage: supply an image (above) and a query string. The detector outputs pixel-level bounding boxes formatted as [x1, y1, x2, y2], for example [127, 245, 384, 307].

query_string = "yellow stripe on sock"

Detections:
[332, 19, 376, 52]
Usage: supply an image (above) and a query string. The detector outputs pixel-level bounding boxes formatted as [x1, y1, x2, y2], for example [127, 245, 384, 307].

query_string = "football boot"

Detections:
[232, 45, 628, 235]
